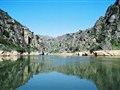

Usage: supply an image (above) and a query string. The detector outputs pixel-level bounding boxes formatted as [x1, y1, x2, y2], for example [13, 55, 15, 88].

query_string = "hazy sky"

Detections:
[0, 0, 115, 36]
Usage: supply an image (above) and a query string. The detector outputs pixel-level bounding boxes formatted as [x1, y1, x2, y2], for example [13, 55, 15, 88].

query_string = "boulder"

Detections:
[108, 15, 116, 23]
[93, 50, 110, 56]
[29, 51, 40, 55]
[107, 50, 120, 56]
[21, 52, 29, 56]
[101, 41, 112, 50]
[2, 51, 11, 56]
[11, 51, 20, 56]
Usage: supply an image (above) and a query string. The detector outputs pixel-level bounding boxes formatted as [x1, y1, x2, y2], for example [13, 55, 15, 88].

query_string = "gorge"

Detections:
[0, 0, 120, 55]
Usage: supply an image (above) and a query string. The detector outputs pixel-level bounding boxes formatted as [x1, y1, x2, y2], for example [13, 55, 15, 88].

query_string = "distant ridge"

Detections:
[0, 0, 120, 53]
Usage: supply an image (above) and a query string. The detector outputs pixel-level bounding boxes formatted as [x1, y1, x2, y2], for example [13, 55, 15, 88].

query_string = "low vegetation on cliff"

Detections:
[0, 0, 120, 54]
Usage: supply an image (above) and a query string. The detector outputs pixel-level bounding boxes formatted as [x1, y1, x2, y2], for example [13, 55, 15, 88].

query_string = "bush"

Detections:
[112, 6, 118, 14]
[90, 45, 102, 52]
[69, 46, 80, 52]
[0, 36, 6, 44]
[112, 45, 120, 50]
[0, 36, 26, 52]
[2, 47, 12, 51]
[110, 39, 120, 46]
[29, 47, 36, 52]
[110, 39, 120, 50]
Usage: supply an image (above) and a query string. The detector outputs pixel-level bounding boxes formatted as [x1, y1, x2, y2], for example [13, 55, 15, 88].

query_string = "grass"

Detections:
[112, 45, 120, 50]
[111, 39, 120, 50]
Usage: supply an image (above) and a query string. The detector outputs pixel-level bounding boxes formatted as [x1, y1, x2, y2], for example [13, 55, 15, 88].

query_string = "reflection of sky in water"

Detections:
[17, 71, 97, 90]
[21, 56, 98, 89]
[0, 55, 119, 90]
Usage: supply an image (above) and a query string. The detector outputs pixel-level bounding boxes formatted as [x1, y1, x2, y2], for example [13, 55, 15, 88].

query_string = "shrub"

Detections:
[90, 45, 102, 52]
[110, 39, 120, 46]
[16, 46, 25, 53]
[0, 36, 6, 44]
[112, 45, 120, 50]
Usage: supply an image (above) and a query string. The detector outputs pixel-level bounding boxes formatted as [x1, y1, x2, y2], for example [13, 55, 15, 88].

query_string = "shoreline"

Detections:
[0, 50, 120, 57]
[0, 51, 42, 56]
[0, 50, 120, 61]
[48, 50, 120, 56]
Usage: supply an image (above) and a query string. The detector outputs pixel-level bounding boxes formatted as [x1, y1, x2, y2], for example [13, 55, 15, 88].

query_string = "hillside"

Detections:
[0, 9, 43, 53]
[0, 0, 120, 54]
[40, 0, 120, 53]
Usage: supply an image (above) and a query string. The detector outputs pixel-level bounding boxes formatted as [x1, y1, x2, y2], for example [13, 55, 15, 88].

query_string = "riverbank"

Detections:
[0, 51, 41, 56]
[49, 50, 120, 56]
[0, 50, 120, 57]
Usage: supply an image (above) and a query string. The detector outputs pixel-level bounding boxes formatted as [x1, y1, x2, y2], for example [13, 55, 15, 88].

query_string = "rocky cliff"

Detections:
[0, 0, 120, 54]
[0, 9, 43, 53]
[40, 0, 120, 53]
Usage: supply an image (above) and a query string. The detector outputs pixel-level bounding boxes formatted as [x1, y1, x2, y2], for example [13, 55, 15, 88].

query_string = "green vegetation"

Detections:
[110, 39, 120, 45]
[97, 34, 106, 43]
[16, 46, 25, 53]
[0, 35, 26, 52]
[0, 36, 16, 47]
[90, 45, 102, 52]
[110, 39, 120, 50]
[28, 46, 36, 53]
[112, 45, 120, 50]
[112, 6, 118, 14]
[0, 35, 38, 53]
[69, 46, 80, 52]
[29, 47, 36, 52]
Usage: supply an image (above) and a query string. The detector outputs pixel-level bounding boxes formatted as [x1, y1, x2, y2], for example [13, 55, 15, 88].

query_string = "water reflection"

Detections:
[0, 56, 120, 90]
[18, 72, 97, 90]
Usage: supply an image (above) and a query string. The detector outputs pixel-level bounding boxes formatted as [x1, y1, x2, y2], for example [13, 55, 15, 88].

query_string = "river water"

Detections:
[0, 55, 120, 90]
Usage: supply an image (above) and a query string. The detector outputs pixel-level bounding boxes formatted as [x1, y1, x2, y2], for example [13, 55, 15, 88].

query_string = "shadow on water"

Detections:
[0, 55, 120, 90]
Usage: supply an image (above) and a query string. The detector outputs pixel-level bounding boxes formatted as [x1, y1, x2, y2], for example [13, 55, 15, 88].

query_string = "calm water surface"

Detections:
[0, 55, 120, 90]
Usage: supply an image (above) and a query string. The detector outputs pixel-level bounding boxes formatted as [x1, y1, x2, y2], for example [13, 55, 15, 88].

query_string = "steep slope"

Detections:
[0, 9, 42, 53]
[90, 0, 120, 50]
[41, 0, 120, 53]
[0, 0, 120, 54]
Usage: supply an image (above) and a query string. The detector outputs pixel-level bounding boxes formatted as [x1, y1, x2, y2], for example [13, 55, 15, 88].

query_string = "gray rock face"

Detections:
[40, 0, 120, 53]
[108, 15, 116, 23]
[0, 0, 120, 53]
[117, 22, 120, 31]
[0, 9, 42, 53]
[101, 41, 112, 50]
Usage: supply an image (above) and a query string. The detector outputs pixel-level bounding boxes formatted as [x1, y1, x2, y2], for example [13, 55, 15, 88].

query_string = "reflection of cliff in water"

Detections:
[0, 56, 120, 90]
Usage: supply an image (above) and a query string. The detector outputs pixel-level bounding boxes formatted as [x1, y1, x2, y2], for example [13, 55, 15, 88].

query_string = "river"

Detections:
[0, 55, 120, 90]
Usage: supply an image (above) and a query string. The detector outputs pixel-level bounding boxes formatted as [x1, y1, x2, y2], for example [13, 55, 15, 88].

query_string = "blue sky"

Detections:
[0, 0, 115, 37]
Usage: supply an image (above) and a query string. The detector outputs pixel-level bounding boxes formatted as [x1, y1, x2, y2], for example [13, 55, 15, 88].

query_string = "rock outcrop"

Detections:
[0, 0, 120, 54]
[0, 9, 43, 54]
[40, 0, 120, 53]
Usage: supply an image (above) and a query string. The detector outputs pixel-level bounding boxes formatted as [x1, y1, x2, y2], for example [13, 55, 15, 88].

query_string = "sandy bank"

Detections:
[0, 51, 41, 56]
[0, 50, 120, 57]
[49, 50, 120, 56]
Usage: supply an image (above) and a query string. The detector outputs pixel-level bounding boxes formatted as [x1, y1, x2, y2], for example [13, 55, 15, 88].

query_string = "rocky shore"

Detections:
[0, 50, 41, 56]
[0, 50, 120, 62]
[0, 56, 20, 61]
[49, 50, 120, 56]
[0, 50, 120, 57]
